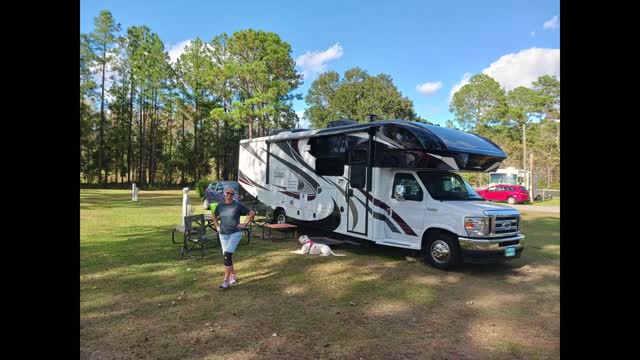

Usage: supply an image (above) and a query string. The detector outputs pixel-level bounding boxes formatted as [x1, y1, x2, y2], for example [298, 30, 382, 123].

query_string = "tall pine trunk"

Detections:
[193, 96, 199, 183]
[98, 44, 106, 184]
[180, 105, 186, 185]
[128, 76, 134, 184]
[138, 95, 144, 185]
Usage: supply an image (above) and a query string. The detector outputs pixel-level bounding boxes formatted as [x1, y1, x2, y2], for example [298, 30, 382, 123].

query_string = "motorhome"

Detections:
[238, 119, 524, 269]
[488, 167, 551, 201]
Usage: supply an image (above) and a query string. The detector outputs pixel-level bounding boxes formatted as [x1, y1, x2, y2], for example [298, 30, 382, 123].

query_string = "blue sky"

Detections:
[80, 0, 559, 127]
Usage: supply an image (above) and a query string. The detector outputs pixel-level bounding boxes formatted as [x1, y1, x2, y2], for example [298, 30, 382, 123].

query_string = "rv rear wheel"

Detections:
[273, 209, 287, 224]
[424, 232, 460, 270]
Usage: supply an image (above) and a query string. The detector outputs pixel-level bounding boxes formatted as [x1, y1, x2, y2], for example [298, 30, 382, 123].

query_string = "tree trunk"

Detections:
[180, 104, 186, 185]
[556, 121, 560, 153]
[193, 96, 199, 182]
[247, 118, 253, 140]
[522, 123, 527, 171]
[138, 95, 144, 185]
[98, 45, 107, 184]
[168, 117, 173, 184]
[150, 90, 158, 185]
[115, 150, 118, 184]
[128, 76, 134, 184]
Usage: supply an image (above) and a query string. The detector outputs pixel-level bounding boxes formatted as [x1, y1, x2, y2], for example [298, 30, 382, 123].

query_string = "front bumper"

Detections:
[458, 234, 525, 264]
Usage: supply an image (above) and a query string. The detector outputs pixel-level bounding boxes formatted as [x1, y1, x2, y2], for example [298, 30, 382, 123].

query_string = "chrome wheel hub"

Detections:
[431, 240, 451, 264]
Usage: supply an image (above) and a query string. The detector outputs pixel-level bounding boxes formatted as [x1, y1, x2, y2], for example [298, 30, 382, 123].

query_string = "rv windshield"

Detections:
[490, 173, 517, 185]
[417, 171, 484, 201]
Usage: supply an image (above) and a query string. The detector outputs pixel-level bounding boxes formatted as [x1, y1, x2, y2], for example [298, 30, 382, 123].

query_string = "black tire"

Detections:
[507, 196, 516, 205]
[273, 208, 287, 224]
[424, 232, 460, 270]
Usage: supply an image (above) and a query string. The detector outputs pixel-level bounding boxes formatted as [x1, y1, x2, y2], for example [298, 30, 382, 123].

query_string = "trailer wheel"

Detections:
[424, 232, 460, 270]
[273, 209, 287, 224]
[507, 196, 516, 204]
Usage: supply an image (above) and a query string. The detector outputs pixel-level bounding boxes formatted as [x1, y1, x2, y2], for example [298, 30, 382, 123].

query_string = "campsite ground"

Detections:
[80, 189, 560, 360]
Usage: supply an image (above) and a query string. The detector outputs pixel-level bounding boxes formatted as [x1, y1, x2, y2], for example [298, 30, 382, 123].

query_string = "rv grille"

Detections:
[490, 215, 519, 236]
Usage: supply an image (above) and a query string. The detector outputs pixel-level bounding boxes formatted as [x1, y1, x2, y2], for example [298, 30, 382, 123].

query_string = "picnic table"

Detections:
[259, 222, 299, 241]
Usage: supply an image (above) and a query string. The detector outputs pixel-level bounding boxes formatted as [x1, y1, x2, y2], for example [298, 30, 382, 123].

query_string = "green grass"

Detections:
[531, 197, 560, 207]
[81, 189, 560, 360]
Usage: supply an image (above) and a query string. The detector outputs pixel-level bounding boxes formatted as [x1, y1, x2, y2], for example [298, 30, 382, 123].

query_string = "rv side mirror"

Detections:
[394, 184, 406, 201]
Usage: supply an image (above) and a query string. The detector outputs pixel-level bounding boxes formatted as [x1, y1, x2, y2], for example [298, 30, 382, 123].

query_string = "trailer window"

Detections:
[392, 173, 423, 201]
[380, 125, 422, 149]
[316, 157, 345, 176]
[350, 164, 366, 189]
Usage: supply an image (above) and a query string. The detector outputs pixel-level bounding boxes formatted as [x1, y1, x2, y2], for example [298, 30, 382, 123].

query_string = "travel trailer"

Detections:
[238, 119, 524, 269]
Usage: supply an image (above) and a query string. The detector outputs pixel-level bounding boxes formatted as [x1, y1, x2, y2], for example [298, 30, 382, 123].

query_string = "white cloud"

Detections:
[543, 15, 559, 30]
[530, 31, 536, 37]
[449, 73, 472, 101]
[416, 81, 443, 96]
[481, 48, 560, 91]
[295, 43, 344, 80]
[168, 39, 192, 64]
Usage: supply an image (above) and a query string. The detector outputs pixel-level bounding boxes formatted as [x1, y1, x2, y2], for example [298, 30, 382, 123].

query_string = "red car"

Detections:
[476, 184, 530, 204]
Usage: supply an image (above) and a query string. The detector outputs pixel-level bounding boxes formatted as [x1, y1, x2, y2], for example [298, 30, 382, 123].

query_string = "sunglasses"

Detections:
[224, 192, 235, 195]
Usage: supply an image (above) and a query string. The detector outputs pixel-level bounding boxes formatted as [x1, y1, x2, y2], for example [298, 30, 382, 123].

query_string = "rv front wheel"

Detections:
[507, 196, 516, 204]
[424, 232, 460, 270]
[273, 209, 287, 224]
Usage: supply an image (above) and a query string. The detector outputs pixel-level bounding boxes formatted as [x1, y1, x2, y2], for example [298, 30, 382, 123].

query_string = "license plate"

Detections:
[505, 247, 516, 257]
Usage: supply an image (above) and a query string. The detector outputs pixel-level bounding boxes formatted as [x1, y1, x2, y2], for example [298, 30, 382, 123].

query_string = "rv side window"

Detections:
[350, 164, 366, 189]
[392, 173, 423, 201]
[316, 157, 345, 176]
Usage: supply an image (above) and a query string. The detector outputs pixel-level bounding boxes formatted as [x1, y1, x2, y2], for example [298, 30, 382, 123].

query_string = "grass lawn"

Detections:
[531, 198, 560, 207]
[81, 189, 560, 360]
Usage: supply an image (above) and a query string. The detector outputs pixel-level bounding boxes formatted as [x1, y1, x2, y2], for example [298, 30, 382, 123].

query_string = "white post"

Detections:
[132, 183, 138, 201]
[181, 187, 190, 226]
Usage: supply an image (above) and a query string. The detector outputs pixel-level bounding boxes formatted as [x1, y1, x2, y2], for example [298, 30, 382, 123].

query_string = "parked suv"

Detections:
[202, 181, 240, 210]
[476, 184, 530, 204]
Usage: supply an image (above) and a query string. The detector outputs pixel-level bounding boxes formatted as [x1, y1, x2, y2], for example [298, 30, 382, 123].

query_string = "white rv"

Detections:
[489, 167, 552, 201]
[238, 120, 525, 269]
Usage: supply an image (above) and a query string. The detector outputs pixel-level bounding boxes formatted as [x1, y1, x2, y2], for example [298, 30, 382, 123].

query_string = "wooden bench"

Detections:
[260, 223, 299, 241]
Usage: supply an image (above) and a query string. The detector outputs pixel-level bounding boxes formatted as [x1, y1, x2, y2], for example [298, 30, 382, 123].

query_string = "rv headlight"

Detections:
[464, 216, 489, 236]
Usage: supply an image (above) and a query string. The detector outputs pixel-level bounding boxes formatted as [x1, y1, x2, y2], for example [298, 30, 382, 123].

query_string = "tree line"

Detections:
[81, 10, 301, 186]
[81, 10, 559, 189]
[448, 74, 560, 188]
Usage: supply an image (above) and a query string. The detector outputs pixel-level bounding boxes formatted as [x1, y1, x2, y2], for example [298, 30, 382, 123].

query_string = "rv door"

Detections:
[375, 169, 424, 248]
[346, 146, 369, 236]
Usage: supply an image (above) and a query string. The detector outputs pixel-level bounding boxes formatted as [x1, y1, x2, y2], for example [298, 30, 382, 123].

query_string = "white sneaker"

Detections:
[229, 276, 237, 285]
[219, 280, 230, 289]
